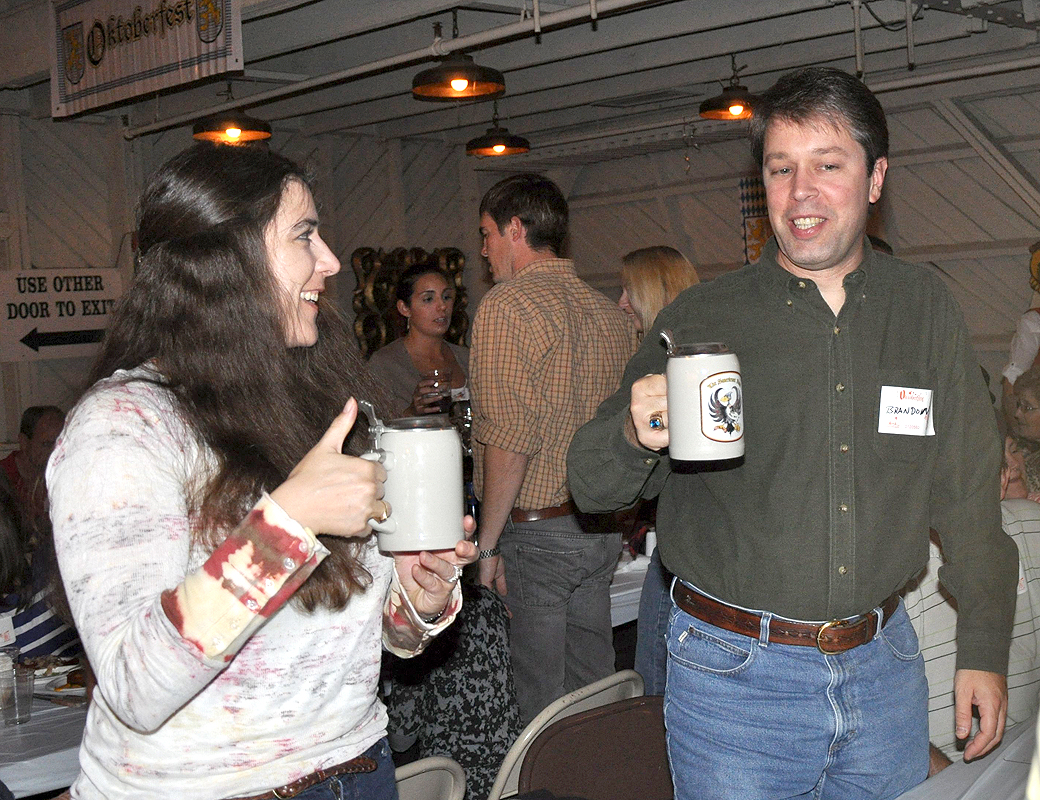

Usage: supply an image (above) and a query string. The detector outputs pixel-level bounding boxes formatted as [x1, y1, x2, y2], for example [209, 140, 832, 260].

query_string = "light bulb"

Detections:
[492, 143, 506, 153]
[225, 127, 242, 140]
[450, 78, 469, 92]
[728, 103, 744, 117]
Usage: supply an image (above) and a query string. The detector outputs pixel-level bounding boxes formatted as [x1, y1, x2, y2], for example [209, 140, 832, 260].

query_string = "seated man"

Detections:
[906, 485, 1040, 772]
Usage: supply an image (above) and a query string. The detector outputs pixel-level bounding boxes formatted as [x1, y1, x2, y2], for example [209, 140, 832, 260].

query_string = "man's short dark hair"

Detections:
[19, 406, 63, 439]
[749, 66, 888, 173]
[479, 173, 568, 256]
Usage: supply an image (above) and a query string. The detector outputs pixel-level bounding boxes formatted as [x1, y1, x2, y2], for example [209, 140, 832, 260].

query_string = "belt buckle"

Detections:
[816, 619, 847, 654]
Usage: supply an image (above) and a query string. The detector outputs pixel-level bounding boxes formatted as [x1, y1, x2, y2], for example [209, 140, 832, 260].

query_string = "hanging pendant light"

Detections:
[192, 111, 272, 144]
[699, 55, 756, 121]
[412, 53, 505, 101]
[466, 101, 529, 156]
[412, 15, 505, 102]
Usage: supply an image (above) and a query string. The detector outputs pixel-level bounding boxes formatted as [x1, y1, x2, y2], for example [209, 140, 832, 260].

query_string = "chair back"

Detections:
[485, 669, 644, 800]
[395, 755, 466, 800]
[517, 695, 671, 800]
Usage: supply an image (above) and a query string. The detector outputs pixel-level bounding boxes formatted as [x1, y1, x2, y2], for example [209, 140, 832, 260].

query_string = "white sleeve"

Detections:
[1004, 310, 1040, 384]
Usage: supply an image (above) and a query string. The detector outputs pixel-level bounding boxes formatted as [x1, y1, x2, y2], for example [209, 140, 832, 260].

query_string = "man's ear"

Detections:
[509, 216, 524, 242]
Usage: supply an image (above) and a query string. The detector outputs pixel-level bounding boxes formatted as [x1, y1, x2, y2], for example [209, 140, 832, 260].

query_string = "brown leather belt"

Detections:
[510, 499, 576, 524]
[231, 755, 378, 800]
[673, 582, 900, 654]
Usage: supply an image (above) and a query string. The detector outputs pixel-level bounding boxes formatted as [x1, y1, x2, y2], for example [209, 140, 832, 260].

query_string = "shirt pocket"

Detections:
[872, 368, 937, 463]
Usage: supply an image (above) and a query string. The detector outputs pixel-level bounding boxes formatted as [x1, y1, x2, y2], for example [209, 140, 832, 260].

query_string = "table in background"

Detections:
[0, 700, 85, 798]
[610, 552, 649, 628]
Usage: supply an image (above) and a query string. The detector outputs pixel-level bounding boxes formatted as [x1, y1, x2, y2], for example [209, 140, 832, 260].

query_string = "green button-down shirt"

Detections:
[568, 238, 1017, 674]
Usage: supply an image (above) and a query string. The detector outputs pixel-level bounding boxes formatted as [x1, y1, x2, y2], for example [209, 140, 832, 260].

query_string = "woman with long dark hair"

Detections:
[46, 143, 475, 800]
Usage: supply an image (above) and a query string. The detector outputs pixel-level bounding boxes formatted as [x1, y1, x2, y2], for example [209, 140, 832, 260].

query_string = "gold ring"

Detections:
[373, 499, 392, 523]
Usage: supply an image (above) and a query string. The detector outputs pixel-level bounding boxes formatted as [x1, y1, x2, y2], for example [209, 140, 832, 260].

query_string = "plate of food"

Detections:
[23, 655, 80, 680]
[40, 667, 87, 697]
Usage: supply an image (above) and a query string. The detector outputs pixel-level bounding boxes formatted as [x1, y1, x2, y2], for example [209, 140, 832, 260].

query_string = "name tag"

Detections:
[878, 385, 935, 436]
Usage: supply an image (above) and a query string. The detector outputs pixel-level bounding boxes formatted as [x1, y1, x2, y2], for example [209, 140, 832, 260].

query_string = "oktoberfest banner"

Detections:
[50, 0, 241, 117]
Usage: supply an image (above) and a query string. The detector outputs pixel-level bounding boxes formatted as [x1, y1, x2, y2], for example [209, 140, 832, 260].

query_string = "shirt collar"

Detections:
[513, 257, 576, 280]
[758, 237, 871, 295]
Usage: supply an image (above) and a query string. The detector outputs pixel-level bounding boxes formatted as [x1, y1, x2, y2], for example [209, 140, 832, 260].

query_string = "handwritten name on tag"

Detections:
[878, 385, 934, 436]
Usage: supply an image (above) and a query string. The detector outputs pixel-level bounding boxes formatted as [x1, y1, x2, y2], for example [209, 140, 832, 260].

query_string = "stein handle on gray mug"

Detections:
[361, 450, 397, 533]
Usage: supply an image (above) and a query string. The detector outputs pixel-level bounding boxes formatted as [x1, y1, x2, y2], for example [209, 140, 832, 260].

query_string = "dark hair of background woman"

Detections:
[86, 143, 392, 611]
[395, 263, 452, 306]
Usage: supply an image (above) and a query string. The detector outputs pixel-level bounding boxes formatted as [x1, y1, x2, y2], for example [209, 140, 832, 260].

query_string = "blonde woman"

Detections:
[618, 245, 700, 696]
[618, 246, 700, 335]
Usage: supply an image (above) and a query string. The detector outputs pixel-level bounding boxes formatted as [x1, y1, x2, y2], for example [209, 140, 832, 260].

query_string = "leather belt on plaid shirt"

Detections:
[673, 582, 900, 654]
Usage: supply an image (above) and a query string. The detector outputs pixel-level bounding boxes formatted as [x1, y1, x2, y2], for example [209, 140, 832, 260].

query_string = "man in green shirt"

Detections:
[568, 67, 1017, 800]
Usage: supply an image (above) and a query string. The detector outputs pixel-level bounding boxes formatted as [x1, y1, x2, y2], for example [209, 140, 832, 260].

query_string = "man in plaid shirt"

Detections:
[470, 173, 637, 723]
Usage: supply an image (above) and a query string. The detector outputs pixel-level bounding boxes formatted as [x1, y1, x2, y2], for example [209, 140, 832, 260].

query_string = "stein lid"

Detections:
[666, 341, 731, 357]
[383, 413, 454, 431]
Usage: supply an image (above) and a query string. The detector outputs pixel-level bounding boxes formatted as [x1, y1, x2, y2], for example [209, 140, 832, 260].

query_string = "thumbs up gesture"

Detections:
[270, 398, 388, 537]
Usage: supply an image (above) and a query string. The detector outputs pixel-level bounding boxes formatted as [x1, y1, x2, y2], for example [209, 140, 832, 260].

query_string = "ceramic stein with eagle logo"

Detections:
[660, 333, 744, 462]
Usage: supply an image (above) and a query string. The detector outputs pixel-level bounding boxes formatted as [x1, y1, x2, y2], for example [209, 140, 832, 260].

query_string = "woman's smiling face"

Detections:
[264, 180, 341, 347]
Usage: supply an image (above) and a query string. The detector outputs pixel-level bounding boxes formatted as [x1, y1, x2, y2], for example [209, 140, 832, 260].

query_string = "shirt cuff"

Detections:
[160, 492, 329, 661]
[382, 563, 462, 658]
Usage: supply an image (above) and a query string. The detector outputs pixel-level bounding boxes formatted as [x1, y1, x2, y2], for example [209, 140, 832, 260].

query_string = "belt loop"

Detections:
[332, 777, 344, 800]
[871, 606, 884, 641]
[758, 610, 772, 647]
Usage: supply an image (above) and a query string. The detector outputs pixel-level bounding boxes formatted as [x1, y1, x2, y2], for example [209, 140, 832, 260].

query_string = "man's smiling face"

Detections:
[763, 115, 887, 280]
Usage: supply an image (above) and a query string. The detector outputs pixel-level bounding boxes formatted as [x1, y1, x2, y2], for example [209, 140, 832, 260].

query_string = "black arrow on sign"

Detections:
[20, 327, 105, 352]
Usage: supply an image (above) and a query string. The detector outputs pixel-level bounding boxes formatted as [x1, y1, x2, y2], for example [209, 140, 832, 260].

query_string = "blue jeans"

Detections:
[665, 589, 928, 800]
[634, 546, 672, 695]
[500, 516, 622, 724]
[290, 739, 397, 800]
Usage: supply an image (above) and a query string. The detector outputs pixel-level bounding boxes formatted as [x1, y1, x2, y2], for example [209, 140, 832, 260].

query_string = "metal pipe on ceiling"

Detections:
[123, 0, 660, 139]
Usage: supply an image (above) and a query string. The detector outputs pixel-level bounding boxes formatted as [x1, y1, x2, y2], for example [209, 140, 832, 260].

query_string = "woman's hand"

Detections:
[270, 398, 387, 537]
[394, 515, 478, 620]
[410, 376, 448, 415]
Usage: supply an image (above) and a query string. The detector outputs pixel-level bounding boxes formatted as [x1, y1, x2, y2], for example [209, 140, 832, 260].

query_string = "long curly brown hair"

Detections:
[86, 143, 392, 612]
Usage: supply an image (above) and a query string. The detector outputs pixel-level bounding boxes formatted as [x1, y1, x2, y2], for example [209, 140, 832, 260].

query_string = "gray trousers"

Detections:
[499, 515, 621, 725]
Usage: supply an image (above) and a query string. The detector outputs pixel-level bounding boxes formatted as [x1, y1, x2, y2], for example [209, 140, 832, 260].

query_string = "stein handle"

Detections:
[361, 450, 397, 533]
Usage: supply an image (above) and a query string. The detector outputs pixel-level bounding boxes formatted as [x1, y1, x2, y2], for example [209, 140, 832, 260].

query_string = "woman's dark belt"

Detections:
[230, 755, 378, 800]
[672, 582, 900, 654]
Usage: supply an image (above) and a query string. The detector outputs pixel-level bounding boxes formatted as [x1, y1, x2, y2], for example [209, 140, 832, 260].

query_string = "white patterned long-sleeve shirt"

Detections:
[46, 367, 460, 799]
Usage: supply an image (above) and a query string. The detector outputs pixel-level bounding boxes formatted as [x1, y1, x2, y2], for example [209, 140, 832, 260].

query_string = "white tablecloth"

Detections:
[0, 700, 85, 798]
[895, 712, 1035, 800]
[610, 552, 649, 627]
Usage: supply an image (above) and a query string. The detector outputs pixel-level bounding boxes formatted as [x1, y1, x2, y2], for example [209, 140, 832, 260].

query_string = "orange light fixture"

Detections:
[699, 55, 756, 121]
[412, 53, 505, 101]
[192, 112, 271, 144]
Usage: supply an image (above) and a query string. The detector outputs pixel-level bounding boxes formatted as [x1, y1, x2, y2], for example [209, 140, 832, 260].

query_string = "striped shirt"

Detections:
[905, 498, 1040, 757]
[471, 258, 637, 510]
[2, 586, 81, 659]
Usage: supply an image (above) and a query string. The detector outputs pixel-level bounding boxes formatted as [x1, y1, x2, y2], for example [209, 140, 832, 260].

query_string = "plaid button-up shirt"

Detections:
[471, 258, 637, 511]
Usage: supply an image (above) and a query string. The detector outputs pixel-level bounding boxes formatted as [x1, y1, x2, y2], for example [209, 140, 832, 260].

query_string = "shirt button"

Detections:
[797, 280, 807, 289]
[838, 565, 848, 575]
[833, 326, 840, 335]
[836, 383, 845, 392]
[840, 444, 849, 453]
[297, 539, 311, 556]
[786, 299, 793, 307]
[839, 503, 849, 513]
[644, 457, 655, 465]
[283, 557, 296, 570]
[245, 598, 260, 612]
